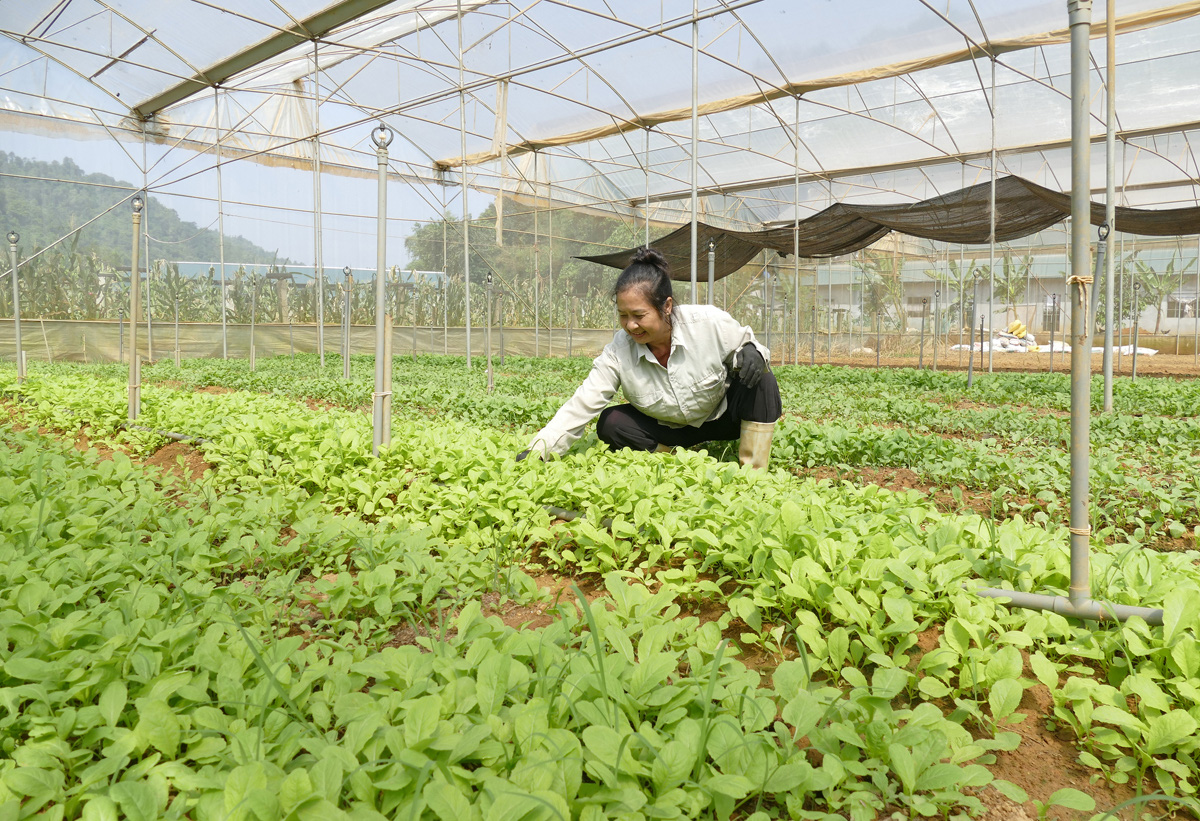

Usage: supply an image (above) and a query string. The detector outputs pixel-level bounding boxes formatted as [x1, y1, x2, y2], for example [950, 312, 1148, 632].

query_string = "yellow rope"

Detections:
[1069, 526, 1092, 536]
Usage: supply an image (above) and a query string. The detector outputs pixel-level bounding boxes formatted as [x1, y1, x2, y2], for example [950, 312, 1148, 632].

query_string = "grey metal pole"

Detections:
[6, 232, 22, 382]
[486, 273, 494, 393]
[128, 195, 144, 422]
[1102, 0, 1116, 411]
[689, 0, 699, 304]
[793, 95, 801, 367]
[707, 239, 715, 305]
[215, 88, 228, 360]
[118, 306, 124, 365]
[1131, 281, 1140, 378]
[988, 57, 997, 374]
[312, 40, 326, 369]
[250, 272, 257, 371]
[1049, 294, 1058, 373]
[372, 124, 393, 456]
[645, 131, 651, 248]
[174, 297, 180, 367]
[932, 288, 940, 371]
[810, 304, 816, 366]
[919, 298, 927, 369]
[457, 0, 472, 368]
[343, 267, 352, 380]
[968, 278, 978, 388]
[1066, 0, 1095, 612]
[498, 291, 505, 365]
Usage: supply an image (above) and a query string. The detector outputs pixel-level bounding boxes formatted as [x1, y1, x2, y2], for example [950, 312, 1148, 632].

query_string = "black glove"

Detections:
[735, 343, 765, 388]
[516, 449, 531, 462]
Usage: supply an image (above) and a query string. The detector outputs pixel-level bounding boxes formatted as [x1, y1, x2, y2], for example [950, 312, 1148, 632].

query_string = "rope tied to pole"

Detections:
[1067, 273, 1095, 309]
[1069, 526, 1092, 537]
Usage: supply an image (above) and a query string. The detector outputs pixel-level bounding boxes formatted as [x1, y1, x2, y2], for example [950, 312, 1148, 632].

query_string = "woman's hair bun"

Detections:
[630, 246, 668, 272]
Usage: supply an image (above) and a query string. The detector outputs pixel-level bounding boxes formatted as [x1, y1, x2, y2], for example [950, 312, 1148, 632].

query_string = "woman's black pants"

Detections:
[596, 371, 781, 452]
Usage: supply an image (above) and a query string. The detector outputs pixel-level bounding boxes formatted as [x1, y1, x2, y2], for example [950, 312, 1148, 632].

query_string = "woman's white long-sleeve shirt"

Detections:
[527, 304, 769, 457]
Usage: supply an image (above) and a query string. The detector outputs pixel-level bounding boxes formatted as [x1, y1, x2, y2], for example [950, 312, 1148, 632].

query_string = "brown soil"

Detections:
[195, 385, 237, 395]
[72, 427, 117, 460]
[142, 441, 213, 483]
[799, 464, 1003, 518]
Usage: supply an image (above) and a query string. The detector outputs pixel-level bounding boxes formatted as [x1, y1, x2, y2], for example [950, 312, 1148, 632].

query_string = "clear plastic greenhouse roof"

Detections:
[3, 0, 1199, 229]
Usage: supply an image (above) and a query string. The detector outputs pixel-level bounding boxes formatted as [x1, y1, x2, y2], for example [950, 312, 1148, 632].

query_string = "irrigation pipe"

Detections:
[973, 0, 1162, 627]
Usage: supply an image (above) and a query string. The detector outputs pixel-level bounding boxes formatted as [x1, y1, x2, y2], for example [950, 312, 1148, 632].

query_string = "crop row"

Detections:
[4, 425, 1023, 821]
[3, 362, 1200, 811]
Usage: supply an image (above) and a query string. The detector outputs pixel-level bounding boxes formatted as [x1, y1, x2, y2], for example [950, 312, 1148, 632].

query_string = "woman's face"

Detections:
[616, 287, 673, 348]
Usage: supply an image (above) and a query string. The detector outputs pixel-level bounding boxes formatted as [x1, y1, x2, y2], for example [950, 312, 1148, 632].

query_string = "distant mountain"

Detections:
[0, 151, 285, 266]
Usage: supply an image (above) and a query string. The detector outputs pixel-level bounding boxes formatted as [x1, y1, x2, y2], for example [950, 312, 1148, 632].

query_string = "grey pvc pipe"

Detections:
[372, 129, 391, 456]
[689, 0, 699, 305]
[129, 210, 142, 423]
[8, 240, 22, 382]
[313, 40, 326, 369]
[1067, 0, 1094, 609]
[707, 241, 715, 305]
[1102, 0, 1116, 411]
[975, 588, 1163, 625]
[458, 0, 472, 368]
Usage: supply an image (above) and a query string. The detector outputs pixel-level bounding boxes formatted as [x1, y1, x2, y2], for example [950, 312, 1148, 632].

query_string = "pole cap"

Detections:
[371, 123, 394, 148]
[6, 230, 17, 245]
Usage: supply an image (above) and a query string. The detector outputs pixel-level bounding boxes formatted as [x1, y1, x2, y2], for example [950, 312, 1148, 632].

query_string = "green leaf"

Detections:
[1163, 588, 1200, 645]
[1145, 710, 1198, 755]
[918, 677, 951, 699]
[99, 680, 127, 727]
[1027, 652, 1060, 690]
[280, 769, 316, 813]
[990, 779, 1029, 804]
[984, 645, 1022, 683]
[988, 679, 1023, 721]
[651, 740, 695, 792]
[889, 743, 917, 794]
[135, 699, 181, 757]
[1047, 788, 1095, 812]
[109, 781, 160, 821]
[424, 780, 472, 821]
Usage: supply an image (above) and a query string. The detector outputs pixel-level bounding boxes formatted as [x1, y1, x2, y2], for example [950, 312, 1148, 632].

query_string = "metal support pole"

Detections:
[1102, 0, 1116, 410]
[128, 195, 144, 422]
[457, 0, 472, 367]
[1049, 294, 1058, 373]
[689, 0, 699, 304]
[250, 273, 257, 371]
[1067, 0, 1095, 611]
[343, 267, 353, 380]
[988, 57, 997, 374]
[486, 273, 494, 392]
[973, 0, 1156, 625]
[932, 289, 940, 371]
[707, 239, 715, 305]
[875, 307, 881, 368]
[119, 306, 124, 365]
[6, 232, 22, 382]
[811, 304, 817, 366]
[1132, 281, 1140, 378]
[919, 298, 927, 369]
[968, 279, 978, 388]
[312, 40, 326, 368]
[214, 88, 228, 360]
[372, 124, 393, 456]
[498, 291, 506, 365]
[174, 297, 180, 368]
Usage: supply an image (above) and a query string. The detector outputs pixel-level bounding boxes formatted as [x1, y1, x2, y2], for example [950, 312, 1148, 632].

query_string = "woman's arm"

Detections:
[525, 346, 622, 458]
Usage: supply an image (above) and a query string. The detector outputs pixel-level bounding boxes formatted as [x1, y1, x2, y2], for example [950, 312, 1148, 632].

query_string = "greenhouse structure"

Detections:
[2, 0, 1200, 368]
[6, 4, 1200, 820]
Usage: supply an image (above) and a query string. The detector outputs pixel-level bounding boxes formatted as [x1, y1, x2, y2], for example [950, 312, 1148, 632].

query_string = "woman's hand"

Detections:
[736, 343, 765, 388]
